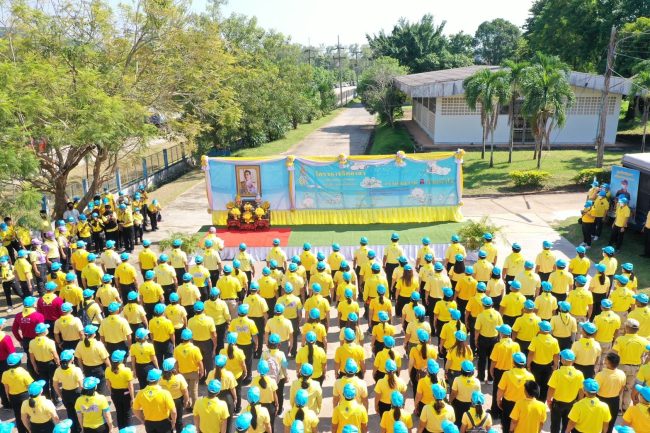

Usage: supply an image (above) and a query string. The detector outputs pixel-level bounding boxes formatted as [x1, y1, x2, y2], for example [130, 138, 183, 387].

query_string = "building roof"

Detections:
[623, 153, 650, 173]
[394, 66, 633, 98]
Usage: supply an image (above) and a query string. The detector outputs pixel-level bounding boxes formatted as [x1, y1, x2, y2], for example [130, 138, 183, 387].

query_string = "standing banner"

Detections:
[202, 151, 464, 225]
[610, 165, 640, 223]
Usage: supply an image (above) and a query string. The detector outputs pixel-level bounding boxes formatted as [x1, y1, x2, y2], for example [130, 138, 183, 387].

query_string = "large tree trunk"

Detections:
[53, 177, 69, 220]
[508, 112, 515, 164]
[489, 130, 495, 168]
[481, 124, 486, 160]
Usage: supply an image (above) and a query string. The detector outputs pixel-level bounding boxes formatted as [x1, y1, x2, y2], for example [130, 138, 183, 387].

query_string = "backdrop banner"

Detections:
[610, 165, 640, 224]
[202, 151, 465, 225]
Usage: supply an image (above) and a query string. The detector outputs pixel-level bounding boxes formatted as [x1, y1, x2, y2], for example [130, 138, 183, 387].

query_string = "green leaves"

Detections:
[357, 57, 408, 127]
[474, 19, 523, 65]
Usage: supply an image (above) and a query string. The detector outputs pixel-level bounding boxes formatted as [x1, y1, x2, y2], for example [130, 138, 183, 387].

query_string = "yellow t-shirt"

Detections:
[302, 322, 328, 344]
[332, 400, 368, 433]
[189, 265, 210, 288]
[419, 402, 455, 432]
[548, 366, 584, 402]
[301, 251, 317, 272]
[130, 341, 156, 364]
[490, 338, 521, 370]
[54, 315, 84, 341]
[379, 409, 413, 433]
[228, 317, 259, 346]
[265, 316, 293, 342]
[160, 374, 188, 400]
[571, 338, 602, 366]
[498, 367, 536, 401]
[500, 292, 526, 317]
[566, 288, 593, 316]
[60, 285, 83, 307]
[384, 243, 404, 264]
[277, 294, 302, 320]
[445, 244, 466, 264]
[154, 264, 176, 286]
[374, 349, 403, 373]
[282, 407, 319, 433]
[139, 281, 164, 304]
[610, 286, 635, 313]
[622, 402, 650, 432]
[568, 397, 612, 433]
[53, 365, 83, 391]
[593, 197, 609, 217]
[434, 300, 457, 324]
[75, 394, 110, 428]
[550, 313, 578, 339]
[115, 263, 137, 285]
[177, 283, 201, 307]
[188, 313, 216, 342]
[258, 276, 278, 299]
[594, 310, 621, 343]
[243, 294, 269, 318]
[217, 275, 242, 300]
[528, 333, 560, 365]
[98, 315, 132, 344]
[595, 368, 626, 398]
[149, 316, 174, 342]
[105, 364, 134, 389]
[613, 334, 649, 365]
[511, 398, 547, 433]
[304, 295, 331, 320]
[165, 304, 189, 329]
[374, 376, 407, 403]
[473, 259, 494, 282]
[139, 249, 157, 270]
[29, 336, 57, 362]
[334, 343, 365, 372]
[512, 313, 541, 342]
[446, 347, 474, 371]
[451, 375, 480, 402]
[569, 256, 591, 275]
[548, 270, 574, 295]
[75, 339, 109, 367]
[628, 306, 650, 338]
[133, 385, 175, 422]
[123, 303, 147, 325]
[614, 205, 631, 227]
[206, 367, 238, 391]
[95, 285, 120, 307]
[219, 346, 246, 379]
[535, 293, 558, 320]
[1, 367, 33, 395]
[535, 250, 556, 274]
[174, 342, 203, 374]
[503, 252, 525, 276]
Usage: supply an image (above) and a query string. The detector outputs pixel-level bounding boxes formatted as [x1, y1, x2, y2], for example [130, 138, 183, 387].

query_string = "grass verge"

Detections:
[554, 217, 649, 290]
[148, 169, 203, 208]
[232, 108, 345, 157]
[370, 122, 415, 155]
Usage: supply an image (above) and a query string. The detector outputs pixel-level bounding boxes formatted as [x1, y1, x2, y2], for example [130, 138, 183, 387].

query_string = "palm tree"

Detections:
[632, 62, 650, 152]
[503, 60, 529, 163]
[463, 68, 511, 167]
[521, 52, 575, 169]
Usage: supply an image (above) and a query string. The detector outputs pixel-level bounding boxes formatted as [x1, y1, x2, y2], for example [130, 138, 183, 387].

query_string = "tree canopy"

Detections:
[357, 57, 408, 127]
[474, 19, 523, 65]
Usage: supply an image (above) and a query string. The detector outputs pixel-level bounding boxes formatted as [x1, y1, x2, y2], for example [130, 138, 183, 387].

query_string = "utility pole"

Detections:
[336, 35, 343, 106]
[351, 48, 361, 86]
[304, 38, 313, 66]
[596, 26, 617, 168]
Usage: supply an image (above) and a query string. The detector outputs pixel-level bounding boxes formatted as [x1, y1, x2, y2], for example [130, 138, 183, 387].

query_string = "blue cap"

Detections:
[127, 291, 138, 301]
[60, 349, 74, 362]
[450, 309, 461, 320]
[583, 378, 599, 393]
[106, 240, 116, 249]
[205, 379, 221, 394]
[635, 293, 649, 304]
[142, 239, 151, 247]
[238, 304, 249, 315]
[86, 253, 97, 262]
[461, 360, 474, 373]
[539, 321, 552, 332]
[344, 327, 355, 342]
[269, 333, 280, 345]
[471, 391, 485, 405]
[422, 237, 430, 245]
[512, 243, 521, 251]
[483, 233, 493, 241]
[194, 256, 204, 264]
[513, 352, 526, 365]
[215, 354, 227, 368]
[385, 359, 397, 372]
[158, 254, 168, 263]
[359, 236, 368, 245]
[368, 250, 376, 259]
[598, 190, 607, 197]
[332, 243, 340, 251]
[17, 249, 28, 258]
[257, 359, 270, 375]
[427, 359, 440, 374]
[576, 246, 586, 254]
[102, 274, 113, 283]
[154, 303, 166, 315]
[619, 197, 629, 204]
[443, 287, 454, 298]
[464, 266, 473, 274]
[441, 421, 459, 433]
[390, 390, 404, 407]
[82, 289, 94, 298]
[585, 200, 594, 208]
[524, 260, 534, 269]
[344, 358, 358, 374]
[269, 259, 278, 268]
[603, 246, 615, 255]
[306, 331, 317, 343]
[524, 299, 535, 310]
[613, 427, 635, 433]
[432, 383, 447, 400]
[410, 291, 421, 301]
[477, 282, 487, 292]
[454, 253, 464, 262]
[454, 330, 467, 342]
[120, 252, 129, 261]
[560, 349, 576, 361]
[543, 240, 552, 249]
[223, 264, 232, 273]
[291, 421, 305, 433]
[288, 263, 297, 272]
[481, 297, 493, 307]
[492, 267, 501, 275]
[377, 284, 386, 295]
[509, 280, 521, 290]
[556, 259, 567, 268]
[135, 328, 150, 339]
[558, 301, 571, 312]
[378, 310, 389, 322]
[581, 321, 598, 335]
[172, 239, 182, 248]
[414, 305, 426, 317]
[226, 332, 238, 344]
[451, 234, 460, 242]
[23, 296, 36, 307]
[44, 281, 57, 291]
[108, 302, 121, 314]
[35, 323, 50, 334]
[635, 384, 650, 402]
[575, 275, 587, 285]
[54, 420, 73, 433]
[383, 335, 395, 348]
[614, 274, 630, 285]
[283, 282, 293, 294]
[371, 263, 381, 272]
[51, 262, 62, 271]
[182, 272, 192, 282]
[478, 250, 487, 259]
[622, 262, 634, 272]
[417, 328, 430, 342]
[300, 363, 314, 376]
[235, 413, 253, 432]
[194, 301, 205, 312]
[28, 380, 45, 396]
[84, 324, 98, 335]
[601, 298, 613, 308]
[274, 303, 285, 314]
[111, 350, 127, 363]
[272, 238, 280, 246]
[496, 324, 512, 335]
[247, 386, 261, 404]
[162, 358, 177, 372]
[83, 376, 100, 390]
[394, 421, 409, 433]
[434, 262, 444, 271]
[399, 256, 408, 265]
[6, 353, 22, 366]
[295, 389, 309, 406]
[343, 383, 357, 399]
[424, 253, 434, 261]
[147, 368, 162, 382]
[391, 232, 400, 241]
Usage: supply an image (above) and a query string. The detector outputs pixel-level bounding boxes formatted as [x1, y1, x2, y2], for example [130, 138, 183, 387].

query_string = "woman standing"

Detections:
[104, 350, 134, 430]
[418, 384, 456, 433]
[74, 325, 109, 393]
[74, 377, 114, 433]
[160, 358, 189, 433]
[380, 391, 413, 433]
[395, 265, 418, 318]
[220, 332, 247, 413]
[21, 380, 59, 433]
[129, 327, 158, 389]
[374, 359, 407, 418]
[296, 332, 327, 386]
[371, 311, 396, 355]
[122, 291, 148, 343]
[245, 387, 273, 433]
[404, 306, 431, 355]
[261, 333, 288, 415]
[449, 361, 480, 427]
[368, 285, 392, 331]
[250, 360, 279, 432]
[282, 389, 319, 433]
[193, 380, 229, 433]
[373, 336, 402, 382]
[28, 323, 59, 401]
[52, 350, 83, 433]
[289, 364, 323, 414]
[409, 331, 439, 402]
[460, 391, 492, 433]
[207, 354, 237, 433]
[2, 353, 33, 433]
[414, 359, 443, 416]
[445, 332, 474, 384]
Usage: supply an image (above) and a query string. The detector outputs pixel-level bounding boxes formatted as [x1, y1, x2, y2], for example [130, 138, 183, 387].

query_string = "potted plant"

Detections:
[458, 216, 501, 262]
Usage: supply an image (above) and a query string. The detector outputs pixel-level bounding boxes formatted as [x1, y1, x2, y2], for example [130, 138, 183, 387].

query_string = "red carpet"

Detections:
[216, 228, 292, 247]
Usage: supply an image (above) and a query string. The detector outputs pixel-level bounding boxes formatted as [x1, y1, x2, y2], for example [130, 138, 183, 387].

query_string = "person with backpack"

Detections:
[459, 391, 492, 433]
[80, 289, 103, 326]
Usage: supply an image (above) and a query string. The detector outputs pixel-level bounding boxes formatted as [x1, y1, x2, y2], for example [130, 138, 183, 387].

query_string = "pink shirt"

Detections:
[11, 310, 45, 341]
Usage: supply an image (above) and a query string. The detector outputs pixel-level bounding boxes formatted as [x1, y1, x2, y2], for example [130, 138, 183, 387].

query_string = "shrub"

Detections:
[158, 232, 204, 255]
[509, 170, 550, 188]
[458, 217, 502, 251]
[571, 168, 610, 185]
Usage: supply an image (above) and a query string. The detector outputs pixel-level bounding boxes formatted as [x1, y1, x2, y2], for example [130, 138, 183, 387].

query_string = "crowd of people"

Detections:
[0, 186, 648, 433]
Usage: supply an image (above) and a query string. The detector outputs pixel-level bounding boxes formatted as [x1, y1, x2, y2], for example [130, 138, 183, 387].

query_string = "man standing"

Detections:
[565, 379, 612, 433]
[547, 349, 584, 433]
[613, 318, 650, 412]
[609, 197, 631, 251]
[132, 368, 177, 433]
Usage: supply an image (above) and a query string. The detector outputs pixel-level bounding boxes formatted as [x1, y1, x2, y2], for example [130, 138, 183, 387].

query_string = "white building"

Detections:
[394, 65, 632, 146]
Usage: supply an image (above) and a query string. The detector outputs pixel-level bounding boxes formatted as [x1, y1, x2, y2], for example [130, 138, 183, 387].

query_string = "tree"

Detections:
[463, 69, 512, 167]
[503, 60, 530, 163]
[632, 62, 650, 152]
[366, 14, 473, 73]
[358, 57, 408, 127]
[474, 19, 522, 65]
[520, 53, 575, 169]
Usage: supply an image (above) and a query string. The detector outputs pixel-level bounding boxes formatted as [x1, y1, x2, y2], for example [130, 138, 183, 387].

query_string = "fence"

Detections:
[65, 143, 193, 198]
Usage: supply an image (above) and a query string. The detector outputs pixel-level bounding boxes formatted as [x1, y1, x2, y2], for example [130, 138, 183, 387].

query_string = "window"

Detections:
[567, 96, 617, 116]
[440, 97, 479, 115]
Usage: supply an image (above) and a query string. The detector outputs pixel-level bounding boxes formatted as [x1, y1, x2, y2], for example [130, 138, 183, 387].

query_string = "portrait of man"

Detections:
[237, 165, 261, 197]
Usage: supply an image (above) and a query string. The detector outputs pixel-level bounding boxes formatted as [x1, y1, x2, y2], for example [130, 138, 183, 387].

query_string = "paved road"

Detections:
[284, 103, 375, 156]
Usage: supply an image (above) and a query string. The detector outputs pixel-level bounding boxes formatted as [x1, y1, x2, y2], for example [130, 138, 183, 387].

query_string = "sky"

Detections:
[206, 0, 535, 46]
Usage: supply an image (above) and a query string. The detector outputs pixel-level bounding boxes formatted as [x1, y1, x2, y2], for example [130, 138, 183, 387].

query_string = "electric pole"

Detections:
[596, 26, 617, 168]
[336, 35, 343, 106]
[304, 38, 313, 66]
[351, 48, 361, 86]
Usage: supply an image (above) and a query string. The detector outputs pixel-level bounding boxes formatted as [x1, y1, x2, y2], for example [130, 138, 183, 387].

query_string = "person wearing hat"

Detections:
[499, 280, 526, 327]
[424, 263, 451, 327]
[502, 243, 524, 288]
[590, 264, 611, 320]
[189, 256, 212, 301]
[276, 283, 303, 358]
[378, 391, 412, 433]
[594, 300, 621, 366]
[2, 353, 33, 433]
[138, 240, 157, 279]
[327, 243, 345, 278]
[0, 256, 18, 313]
[535, 281, 558, 321]
[534, 240, 556, 283]
[569, 246, 591, 279]
[75, 214, 92, 249]
[177, 272, 201, 318]
[526, 320, 560, 400]
[511, 299, 541, 355]
[339, 313, 363, 347]
[159, 358, 190, 433]
[474, 296, 502, 382]
[332, 358, 368, 409]
[200, 240, 222, 289]
[14, 249, 34, 298]
[383, 233, 404, 294]
[95, 274, 121, 317]
[265, 303, 294, 355]
[99, 302, 132, 354]
[443, 234, 466, 272]
[145, 198, 162, 232]
[614, 319, 650, 412]
[335, 271, 357, 308]
[373, 335, 402, 383]
[70, 241, 90, 284]
[79, 287, 103, 327]
[628, 294, 650, 338]
[517, 260, 541, 301]
[242, 386, 273, 433]
[580, 199, 597, 247]
[266, 239, 288, 272]
[417, 253, 435, 300]
[620, 263, 637, 292]
[547, 349, 585, 433]
[188, 301, 217, 382]
[473, 250, 494, 286]
[566, 378, 612, 433]
[611, 275, 635, 323]
[449, 360, 480, 427]
[281, 264, 305, 301]
[29, 239, 49, 296]
[445, 331, 473, 384]
[172, 329, 203, 407]
[129, 326, 158, 390]
[373, 358, 407, 418]
[116, 203, 135, 253]
[309, 261, 335, 304]
[489, 326, 521, 414]
[623, 384, 650, 432]
[19, 379, 59, 433]
[335, 328, 366, 379]
[297, 244, 316, 284]
[45, 261, 65, 293]
[571, 322, 602, 379]
[250, 360, 280, 431]
[258, 267, 279, 314]
[459, 391, 492, 433]
[297, 331, 327, 385]
[484, 267, 505, 312]
[52, 349, 83, 433]
[438, 309, 466, 362]
[509, 381, 547, 433]
[53, 302, 84, 352]
[243, 282, 269, 358]
[567, 275, 594, 322]
[447, 254, 465, 291]
[105, 349, 135, 430]
[289, 363, 323, 414]
[114, 253, 137, 301]
[456, 265, 478, 318]
[229, 303, 260, 384]
[205, 354, 237, 432]
[332, 383, 368, 433]
[601, 246, 618, 283]
[359, 249, 384, 286]
[433, 288, 458, 340]
[217, 264, 244, 318]
[496, 352, 534, 433]
[121, 292, 147, 342]
[609, 196, 631, 251]
[464, 282, 487, 351]
[98, 240, 120, 277]
[548, 259, 574, 303]
[402, 291, 423, 330]
[166, 239, 187, 284]
[74, 376, 114, 433]
[413, 357, 442, 416]
[364, 266, 389, 326]
[261, 333, 289, 415]
[404, 306, 431, 355]
[592, 188, 610, 238]
[221, 332, 248, 412]
[283, 389, 319, 433]
[305, 285, 331, 331]
[11, 296, 45, 368]
[149, 304, 175, 366]
[595, 352, 627, 433]
[36, 281, 63, 339]
[133, 368, 177, 433]
[153, 254, 177, 304]
[27, 322, 59, 402]
[370, 310, 394, 355]
[550, 301, 578, 351]
[418, 383, 455, 433]
[81, 253, 104, 291]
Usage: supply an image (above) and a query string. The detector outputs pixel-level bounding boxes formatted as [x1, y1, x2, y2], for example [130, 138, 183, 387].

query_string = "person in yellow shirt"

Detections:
[418, 384, 455, 433]
[99, 240, 121, 276]
[52, 350, 83, 432]
[496, 352, 534, 433]
[94, 274, 121, 316]
[0, 257, 17, 312]
[502, 243, 525, 287]
[74, 325, 110, 393]
[14, 249, 34, 298]
[547, 349, 585, 433]
[614, 319, 650, 411]
[611, 275, 635, 323]
[567, 379, 612, 433]
[567, 275, 594, 322]
[610, 196, 631, 250]
[74, 376, 114, 433]
[628, 293, 650, 338]
[327, 243, 345, 278]
[443, 234, 466, 273]
[581, 199, 597, 247]
[474, 296, 502, 382]
[70, 241, 89, 283]
[444, 330, 473, 381]
[169, 239, 189, 283]
[229, 304, 260, 384]
[472, 250, 493, 285]
[28, 323, 59, 403]
[104, 349, 134, 430]
[535, 240, 556, 282]
[98, 302, 132, 355]
[332, 383, 368, 433]
[551, 301, 578, 351]
[174, 328, 204, 405]
[548, 259, 574, 303]
[510, 381, 547, 433]
[364, 264, 389, 325]
[592, 190, 610, 240]
[80, 253, 104, 291]
[114, 252, 137, 301]
[571, 322, 602, 380]
[569, 246, 591, 278]
[379, 391, 412, 433]
[283, 390, 319, 433]
[449, 360, 480, 424]
[190, 256, 212, 300]
[526, 320, 560, 400]
[178, 273, 202, 318]
[455, 266, 477, 317]
[266, 239, 288, 271]
[159, 358, 191, 433]
[489, 325, 520, 416]
[517, 260, 541, 300]
[53, 302, 84, 352]
[512, 300, 541, 354]
[277, 283, 302, 358]
[383, 233, 404, 294]
[139, 270, 165, 319]
[499, 280, 526, 327]
[138, 240, 157, 279]
[595, 352, 627, 433]
[133, 368, 177, 431]
[149, 303, 175, 366]
[590, 264, 611, 320]
[2, 352, 34, 433]
[193, 378, 230, 433]
[621, 262, 637, 292]
[202, 239, 222, 288]
[395, 264, 419, 318]
[594, 299, 621, 362]
[154, 254, 178, 304]
[623, 383, 650, 433]
[535, 281, 558, 321]
[218, 265, 243, 318]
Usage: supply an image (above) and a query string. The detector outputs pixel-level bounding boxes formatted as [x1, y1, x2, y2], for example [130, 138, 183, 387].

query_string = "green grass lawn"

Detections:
[462, 149, 626, 195]
[232, 108, 344, 157]
[370, 122, 415, 155]
[554, 217, 649, 290]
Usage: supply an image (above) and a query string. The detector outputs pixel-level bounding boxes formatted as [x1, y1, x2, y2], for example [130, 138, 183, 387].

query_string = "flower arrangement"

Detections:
[338, 153, 348, 168]
[395, 150, 406, 167]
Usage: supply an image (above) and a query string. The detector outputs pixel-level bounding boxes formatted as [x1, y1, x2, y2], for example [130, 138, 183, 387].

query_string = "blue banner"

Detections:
[610, 165, 640, 223]
[293, 156, 459, 210]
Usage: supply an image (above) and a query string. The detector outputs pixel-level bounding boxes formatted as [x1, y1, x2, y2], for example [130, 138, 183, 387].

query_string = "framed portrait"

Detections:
[236, 165, 261, 197]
